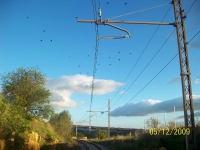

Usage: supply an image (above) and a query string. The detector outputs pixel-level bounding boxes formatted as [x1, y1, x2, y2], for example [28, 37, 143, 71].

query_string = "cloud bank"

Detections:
[167, 77, 181, 84]
[46, 74, 122, 110]
[195, 76, 200, 84]
[110, 95, 200, 117]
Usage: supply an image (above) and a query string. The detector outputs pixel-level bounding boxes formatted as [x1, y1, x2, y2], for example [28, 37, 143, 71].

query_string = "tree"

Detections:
[167, 120, 176, 129]
[1, 67, 53, 119]
[0, 97, 29, 139]
[145, 117, 160, 129]
[49, 110, 73, 141]
[95, 128, 108, 140]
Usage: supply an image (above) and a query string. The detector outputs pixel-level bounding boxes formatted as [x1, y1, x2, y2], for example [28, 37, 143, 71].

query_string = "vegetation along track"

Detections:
[76, 140, 109, 150]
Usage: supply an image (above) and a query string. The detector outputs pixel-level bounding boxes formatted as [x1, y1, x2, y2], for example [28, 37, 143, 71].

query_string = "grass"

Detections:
[91, 133, 200, 150]
[29, 118, 62, 145]
[40, 140, 80, 150]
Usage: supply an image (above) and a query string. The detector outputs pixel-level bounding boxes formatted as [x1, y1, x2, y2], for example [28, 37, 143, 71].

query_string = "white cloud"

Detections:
[195, 76, 200, 84]
[46, 74, 123, 110]
[119, 91, 125, 94]
[167, 77, 181, 84]
[110, 95, 200, 117]
[177, 112, 200, 119]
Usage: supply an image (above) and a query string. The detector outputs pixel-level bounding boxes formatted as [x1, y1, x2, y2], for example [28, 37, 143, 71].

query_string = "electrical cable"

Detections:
[186, 0, 197, 15]
[111, 29, 176, 108]
[78, 0, 100, 124]
[93, 53, 179, 124]
[109, 4, 172, 106]
[97, 4, 172, 111]
[188, 30, 200, 43]
[108, 3, 170, 20]
[84, 0, 197, 126]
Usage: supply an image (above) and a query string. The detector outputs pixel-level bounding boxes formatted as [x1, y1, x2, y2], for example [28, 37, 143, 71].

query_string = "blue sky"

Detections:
[1, 0, 200, 129]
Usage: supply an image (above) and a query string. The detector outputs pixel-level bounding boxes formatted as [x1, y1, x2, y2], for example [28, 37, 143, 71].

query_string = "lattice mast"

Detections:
[172, 0, 196, 149]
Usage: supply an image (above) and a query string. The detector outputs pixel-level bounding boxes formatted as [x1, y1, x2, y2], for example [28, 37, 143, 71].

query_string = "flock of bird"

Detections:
[27, 17, 52, 42]
[26, 1, 131, 75]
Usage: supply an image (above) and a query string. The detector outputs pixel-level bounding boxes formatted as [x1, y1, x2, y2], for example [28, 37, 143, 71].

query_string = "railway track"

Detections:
[76, 140, 109, 150]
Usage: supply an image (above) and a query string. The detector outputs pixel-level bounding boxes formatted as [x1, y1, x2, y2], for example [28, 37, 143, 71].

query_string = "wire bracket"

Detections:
[98, 23, 131, 40]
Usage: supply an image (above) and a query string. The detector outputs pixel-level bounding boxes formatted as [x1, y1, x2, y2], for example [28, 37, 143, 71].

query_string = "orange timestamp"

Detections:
[149, 128, 190, 136]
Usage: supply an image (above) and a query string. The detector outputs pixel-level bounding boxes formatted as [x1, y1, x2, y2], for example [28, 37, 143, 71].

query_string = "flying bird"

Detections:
[43, 30, 45, 32]
[124, 3, 127, 5]
[118, 59, 120, 61]
[40, 40, 42, 42]
[26, 17, 29, 19]
[50, 40, 52, 42]
[107, 2, 109, 4]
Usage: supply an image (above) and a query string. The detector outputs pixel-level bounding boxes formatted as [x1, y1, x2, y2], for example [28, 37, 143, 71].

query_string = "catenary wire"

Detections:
[78, 0, 100, 123]
[98, 4, 173, 111]
[188, 30, 200, 43]
[93, 53, 179, 125]
[111, 29, 176, 108]
[109, 0, 197, 108]
[108, 3, 170, 20]
[186, 0, 197, 15]
[85, 0, 197, 126]
[110, 4, 172, 105]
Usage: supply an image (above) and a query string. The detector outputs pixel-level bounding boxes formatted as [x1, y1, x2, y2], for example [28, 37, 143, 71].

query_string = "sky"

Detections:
[0, 0, 200, 129]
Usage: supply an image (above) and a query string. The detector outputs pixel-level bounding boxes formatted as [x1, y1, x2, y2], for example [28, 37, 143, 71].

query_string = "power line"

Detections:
[188, 30, 200, 43]
[110, 0, 197, 110]
[82, 0, 198, 127]
[79, 0, 100, 123]
[111, 29, 176, 108]
[108, 3, 170, 20]
[186, 0, 197, 15]
[109, 4, 172, 106]
[97, 4, 172, 111]
[95, 53, 179, 124]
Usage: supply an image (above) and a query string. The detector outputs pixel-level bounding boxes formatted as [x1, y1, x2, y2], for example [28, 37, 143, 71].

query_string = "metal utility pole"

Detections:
[108, 99, 110, 138]
[174, 106, 177, 128]
[164, 111, 166, 128]
[172, 0, 196, 149]
[76, 122, 77, 139]
[78, 0, 196, 149]
[86, 99, 110, 139]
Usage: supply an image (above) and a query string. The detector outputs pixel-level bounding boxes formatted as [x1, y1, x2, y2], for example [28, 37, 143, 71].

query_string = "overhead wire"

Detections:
[186, 0, 197, 15]
[110, 4, 173, 106]
[98, 3, 173, 111]
[87, 0, 101, 130]
[109, 0, 197, 112]
[107, 0, 198, 120]
[83, 0, 197, 126]
[79, 0, 100, 123]
[108, 3, 170, 20]
[188, 30, 200, 43]
[111, 29, 176, 108]
[93, 52, 179, 125]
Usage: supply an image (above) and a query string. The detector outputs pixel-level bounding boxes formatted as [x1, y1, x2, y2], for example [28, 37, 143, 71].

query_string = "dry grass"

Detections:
[29, 118, 62, 144]
[0, 140, 5, 150]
